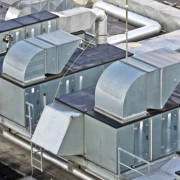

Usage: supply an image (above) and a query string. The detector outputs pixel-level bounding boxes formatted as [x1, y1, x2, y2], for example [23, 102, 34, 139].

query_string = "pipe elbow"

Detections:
[153, 22, 161, 33]
[91, 8, 106, 21]
[147, 22, 161, 35]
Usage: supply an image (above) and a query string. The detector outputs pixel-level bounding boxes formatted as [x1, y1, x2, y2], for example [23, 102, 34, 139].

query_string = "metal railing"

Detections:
[118, 147, 151, 179]
[31, 142, 44, 172]
[26, 102, 34, 137]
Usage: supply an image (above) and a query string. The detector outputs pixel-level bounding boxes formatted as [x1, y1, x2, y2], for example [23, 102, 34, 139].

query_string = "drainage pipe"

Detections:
[2, 131, 100, 180]
[93, 1, 161, 45]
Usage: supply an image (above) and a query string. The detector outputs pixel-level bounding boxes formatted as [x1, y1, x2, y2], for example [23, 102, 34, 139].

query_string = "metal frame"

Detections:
[26, 102, 34, 136]
[26, 101, 44, 172]
[31, 142, 44, 172]
[118, 147, 151, 179]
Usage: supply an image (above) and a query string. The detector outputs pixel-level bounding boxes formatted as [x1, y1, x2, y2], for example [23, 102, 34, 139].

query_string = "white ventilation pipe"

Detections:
[92, 8, 107, 44]
[93, 1, 161, 45]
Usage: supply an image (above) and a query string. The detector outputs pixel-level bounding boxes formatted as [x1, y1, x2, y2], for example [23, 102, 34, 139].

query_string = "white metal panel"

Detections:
[32, 102, 83, 155]
[32, 105, 71, 154]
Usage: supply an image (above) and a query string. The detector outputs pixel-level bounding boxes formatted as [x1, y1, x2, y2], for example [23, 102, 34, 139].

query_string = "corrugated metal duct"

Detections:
[93, 1, 161, 45]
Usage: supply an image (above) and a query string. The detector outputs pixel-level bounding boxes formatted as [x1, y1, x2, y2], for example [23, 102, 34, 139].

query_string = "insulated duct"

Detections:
[93, 1, 161, 45]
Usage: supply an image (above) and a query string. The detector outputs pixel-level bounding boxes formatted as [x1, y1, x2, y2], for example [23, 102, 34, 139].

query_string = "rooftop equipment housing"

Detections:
[95, 48, 180, 122]
[2, 1, 180, 180]
[3, 30, 81, 83]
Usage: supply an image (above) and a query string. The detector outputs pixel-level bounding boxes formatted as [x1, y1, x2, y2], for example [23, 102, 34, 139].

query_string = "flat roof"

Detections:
[0, 44, 133, 88]
[0, 11, 58, 33]
[58, 83, 180, 129]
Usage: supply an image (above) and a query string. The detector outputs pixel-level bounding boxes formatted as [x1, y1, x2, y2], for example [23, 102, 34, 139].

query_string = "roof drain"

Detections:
[93, 1, 161, 45]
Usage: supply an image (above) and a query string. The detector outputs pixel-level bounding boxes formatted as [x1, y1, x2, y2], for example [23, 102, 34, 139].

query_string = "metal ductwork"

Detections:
[32, 101, 84, 156]
[95, 48, 180, 122]
[5, 0, 51, 20]
[3, 30, 81, 83]
[116, 29, 180, 56]
[52, 7, 97, 33]
[5, 0, 95, 21]
[93, 1, 161, 45]
[52, 7, 107, 44]
[108, 0, 180, 32]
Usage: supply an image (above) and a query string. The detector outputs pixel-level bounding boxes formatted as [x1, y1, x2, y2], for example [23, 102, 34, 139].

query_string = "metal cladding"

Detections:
[95, 48, 180, 122]
[3, 30, 81, 83]
[93, 1, 161, 45]
[32, 101, 84, 156]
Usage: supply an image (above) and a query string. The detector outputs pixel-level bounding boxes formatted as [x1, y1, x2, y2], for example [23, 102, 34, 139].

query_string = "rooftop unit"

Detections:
[3, 30, 81, 83]
[0, 11, 58, 54]
[1, 1, 180, 180]
[95, 48, 180, 122]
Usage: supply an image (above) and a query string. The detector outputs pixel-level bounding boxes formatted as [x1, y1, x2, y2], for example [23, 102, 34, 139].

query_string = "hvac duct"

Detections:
[108, 0, 180, 32]
[52, 7, 107, 44]
[95, 48, 180, 122]
[5, 0, 51, 20]
[5, 0, 97, 21]
[3, 30, 81, 83]
[93, 1, 161, 45]
[32, 102, 84, 156]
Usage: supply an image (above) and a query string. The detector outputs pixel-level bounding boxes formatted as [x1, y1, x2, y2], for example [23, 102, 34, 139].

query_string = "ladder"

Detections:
[26, 102, 43, 172]
[31, 142, 43, 172]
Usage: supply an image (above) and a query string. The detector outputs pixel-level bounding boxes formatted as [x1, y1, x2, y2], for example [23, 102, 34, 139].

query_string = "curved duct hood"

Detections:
[3, 30, 81, 83]
[95, 61, 147, 122]
[95, 48, 180, 123]
[93, 1, 161, 45]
